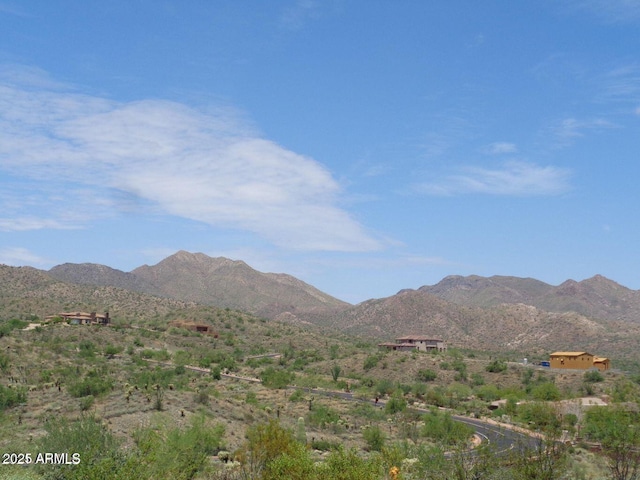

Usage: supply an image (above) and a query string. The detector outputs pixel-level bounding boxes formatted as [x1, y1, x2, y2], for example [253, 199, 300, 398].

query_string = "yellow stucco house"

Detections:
[549, 351, 610, 371]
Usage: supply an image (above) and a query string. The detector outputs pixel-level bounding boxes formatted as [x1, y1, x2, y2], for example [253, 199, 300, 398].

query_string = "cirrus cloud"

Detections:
[0, 66, 380, 252]
[414, 161, 572, 196]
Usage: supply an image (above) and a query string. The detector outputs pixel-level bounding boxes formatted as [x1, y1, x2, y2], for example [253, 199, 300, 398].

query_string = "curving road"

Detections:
[298, 386, 539, 454]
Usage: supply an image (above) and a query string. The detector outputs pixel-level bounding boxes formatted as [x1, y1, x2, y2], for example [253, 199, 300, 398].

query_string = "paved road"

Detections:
[297, 386, 538, 454]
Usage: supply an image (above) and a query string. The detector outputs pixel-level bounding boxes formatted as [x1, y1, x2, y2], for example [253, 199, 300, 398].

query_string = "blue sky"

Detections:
[1, 1, 639, 303]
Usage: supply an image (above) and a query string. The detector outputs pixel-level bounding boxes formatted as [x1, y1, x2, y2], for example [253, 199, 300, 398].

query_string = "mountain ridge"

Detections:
[4, 252, 640, 359]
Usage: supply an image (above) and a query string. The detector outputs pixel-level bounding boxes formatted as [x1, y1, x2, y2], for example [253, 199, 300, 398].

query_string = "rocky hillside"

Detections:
[5, 254, 640, 359]
[49, 262, 160, 295]
[419, 274, 640, 323]
[49, 251, 349, 319]
[0, 264, 194, 324]
[290, 287, 640, 359]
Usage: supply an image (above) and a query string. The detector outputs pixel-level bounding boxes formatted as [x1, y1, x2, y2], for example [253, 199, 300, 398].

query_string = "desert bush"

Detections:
[363, 354, 380, 371]
[0, 352, 10, 372]
[79, 395, 95, 411]
[421, 409, 474, 447]
[316, 447, 383, 479]
[288, 389, 305, 402]
[68, 370, 113, 398]
[0, 318, 28, 337]
[412, 382, 428, 399]
[385, 391, 407, 414]
[236, 420, 298, 478]
[475, 384, 500, 401]
[307, 403, 340, 428]
[485, 359, 508, 373]
[517, 402, 561, 430]
[471, 372, 485, 386]
[362, 425, 386, 452]
[130, 414, 225, 480]
[583, 369, 604, 383]
[104, 344, 122, 357]
[374, 379, 395, 396]
[0, 384, 26, 411]
[532, 382, 561, 401]
[36, 415, 123, 480]
[261, 367, 294, 389]
[79, 340, 96, 359]
[417, 368, 437, 382]
[211, 365, 222, 380]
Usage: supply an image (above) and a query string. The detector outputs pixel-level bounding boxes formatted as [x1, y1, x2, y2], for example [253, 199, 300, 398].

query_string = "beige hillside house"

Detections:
[45, 311, 110, 325]
[378, 335, 447, 352]
[549, 351, 610, 371]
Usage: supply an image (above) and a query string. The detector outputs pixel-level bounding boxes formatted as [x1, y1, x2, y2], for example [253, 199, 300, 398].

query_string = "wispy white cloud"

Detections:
[565, 0, 640, 23]
[0, 217, 77, 232]
[548, 117, 617, 148]
[599, 64, 640, 106]
[481, 142, 518, 155]
[414, 161, 572, 196]
[0, 247, 51, 267]
[0, 66, 380, 252]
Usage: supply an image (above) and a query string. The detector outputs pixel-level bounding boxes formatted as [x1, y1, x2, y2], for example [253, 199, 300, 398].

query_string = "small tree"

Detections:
[363, 425, 386, 452]
[584, 406, 640, 480]
[330, 364, 341, 382]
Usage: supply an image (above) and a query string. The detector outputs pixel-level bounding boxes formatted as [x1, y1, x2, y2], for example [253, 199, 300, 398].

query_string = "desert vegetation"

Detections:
[0, 309, 639, 480]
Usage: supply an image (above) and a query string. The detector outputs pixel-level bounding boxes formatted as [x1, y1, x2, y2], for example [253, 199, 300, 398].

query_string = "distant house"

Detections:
[168, 320, 219, 337]
[379, 335, 446, 352]
[549, 351, 610, 371]
[45, 311, 110, 325]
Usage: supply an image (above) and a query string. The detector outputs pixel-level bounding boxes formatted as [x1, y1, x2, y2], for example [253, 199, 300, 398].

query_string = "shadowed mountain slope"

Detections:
[130, 251, 349, 318]
[419, 274, 640, 323]
[290, 287, 639, 358]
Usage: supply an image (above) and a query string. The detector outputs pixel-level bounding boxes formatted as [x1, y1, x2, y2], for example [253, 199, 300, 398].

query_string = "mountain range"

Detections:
[4, 251, 640, 359]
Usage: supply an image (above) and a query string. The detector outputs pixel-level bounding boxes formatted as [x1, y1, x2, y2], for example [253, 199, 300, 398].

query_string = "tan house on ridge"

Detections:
[549, 351, 610, 371]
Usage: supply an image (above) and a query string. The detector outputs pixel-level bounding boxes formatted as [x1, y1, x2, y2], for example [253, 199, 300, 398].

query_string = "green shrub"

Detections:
[261, 367, 294, 389]
[0, 319, 28, 337]
[485, 359, 508, 373]
[307, 403, 339, 428]
[385, 391, 407, 414]
[79, 395, 95, 411]
[471, 373, 485, 386]
[417, 368, 437, 382]
[0, 352, 10, 373]
[583, 369, 604, 383]
[363, 354, 380, 370]
[36, 415, 123, 480]
[421, 409, 475, 446]
[78, 340, 96, 358]
[362, 425, 386, 452]
[531, 382, 561, 401]
[289, 389, 305, 402]
[0, 385, 26, 411]
[68, 374, 113, 398]
[517, 402, 561, 430]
